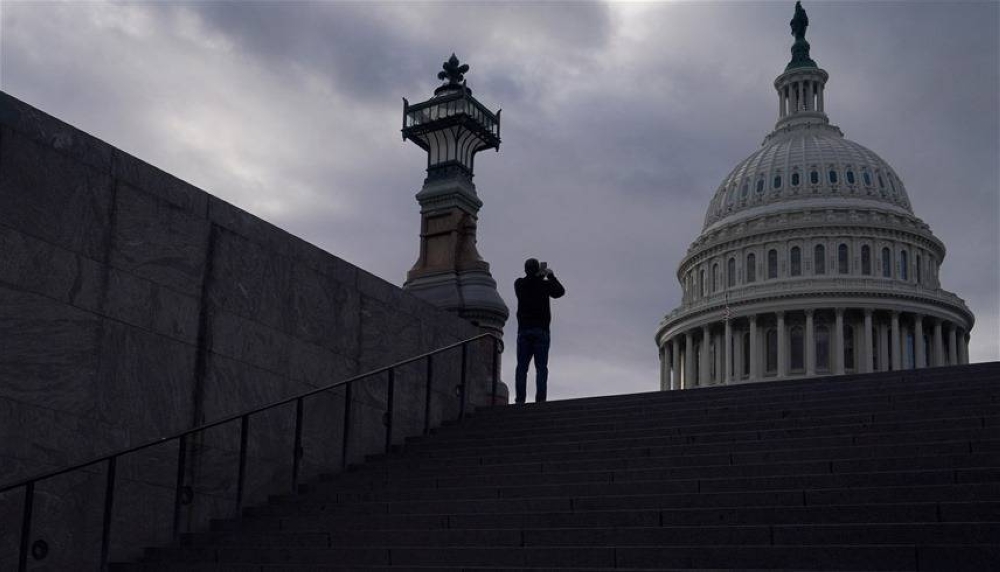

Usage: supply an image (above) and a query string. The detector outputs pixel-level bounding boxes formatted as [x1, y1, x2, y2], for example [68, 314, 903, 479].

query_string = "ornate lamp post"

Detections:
[401, 54, 509, 334]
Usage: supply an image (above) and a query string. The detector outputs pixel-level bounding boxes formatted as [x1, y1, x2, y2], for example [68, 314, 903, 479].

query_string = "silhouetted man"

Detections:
[514, 258, 565, 403]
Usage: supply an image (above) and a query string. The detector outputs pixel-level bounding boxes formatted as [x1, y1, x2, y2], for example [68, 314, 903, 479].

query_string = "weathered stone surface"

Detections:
[289, 261, 361, 356]
[150, 283, 200, 345]
[0, 91, 114, 175]
[110, 183, 210, 297]
[102, 267, 154, 330]
[0, 126, 114, 261]
[288, 338, 357, 389]
[113, 150, 208, 216]
[208, 310, 293, 377]
[207, 228, 292, 333]
[0, 288, 102, 414]
[0, 225, 105, 313]
[207, 195, 295, 258]
[95, 319, 198, 439]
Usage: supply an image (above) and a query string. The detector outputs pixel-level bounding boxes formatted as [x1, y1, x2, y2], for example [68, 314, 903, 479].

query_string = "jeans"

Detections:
[515, 327, 550, 403]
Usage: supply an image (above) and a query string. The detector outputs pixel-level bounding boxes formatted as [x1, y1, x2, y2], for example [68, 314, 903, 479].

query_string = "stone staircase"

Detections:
[113, 363, 1000, 571]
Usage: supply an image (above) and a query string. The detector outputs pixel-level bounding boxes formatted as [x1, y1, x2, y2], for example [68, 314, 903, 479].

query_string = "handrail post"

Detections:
[458, 342, 468, 420]
[235, 415, 249, 512]
[18, 481, 34, 572]
[172, 435, 187, 539]
[341, 381, 352, 469]
[100, 456, 117, 570]
[423, 354, 433, 435]
[491, 336, 500, 407]
[291, 398, 304, 494]
[384, 368, 395, 454]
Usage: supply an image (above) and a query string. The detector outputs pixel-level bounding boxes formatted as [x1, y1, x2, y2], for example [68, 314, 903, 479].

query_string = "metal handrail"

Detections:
[1, 331, 503, 571]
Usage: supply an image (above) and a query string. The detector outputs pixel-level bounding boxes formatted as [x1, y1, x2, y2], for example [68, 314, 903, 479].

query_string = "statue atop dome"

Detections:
[786, 1, 818, 70]
[790, 1, 808, 41]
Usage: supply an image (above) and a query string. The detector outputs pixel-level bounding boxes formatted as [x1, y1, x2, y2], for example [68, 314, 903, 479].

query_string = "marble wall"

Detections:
[0, 91, 500, 569]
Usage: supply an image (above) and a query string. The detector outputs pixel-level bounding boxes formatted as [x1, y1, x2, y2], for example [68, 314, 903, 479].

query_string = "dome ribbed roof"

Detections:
[703, 123, 913, 231]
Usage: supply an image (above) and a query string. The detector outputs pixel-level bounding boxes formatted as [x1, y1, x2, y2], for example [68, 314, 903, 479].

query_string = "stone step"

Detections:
[210, 501, 1000, 534]
[396, 425, 996, 461]
[296, 467, 1000, 505]
[362, 438, 1000, 472]
[139, 543, 1000, 570]
[468, 373, 1000, 417]
[410, 411, 995, 451]
[438, 404, 1000, 443]
[463, 382, 1000, 425]
[245, 483, 1000, 518]
[185, 522, 1000, 549]
[308, 453, 1000, 494]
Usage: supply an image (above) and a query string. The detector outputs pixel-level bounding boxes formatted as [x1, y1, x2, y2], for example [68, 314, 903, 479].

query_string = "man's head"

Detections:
[524, 258, 540, 277]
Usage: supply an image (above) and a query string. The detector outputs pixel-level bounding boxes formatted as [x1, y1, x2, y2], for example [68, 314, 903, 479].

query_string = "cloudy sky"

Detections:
[2, 1, 997, 400]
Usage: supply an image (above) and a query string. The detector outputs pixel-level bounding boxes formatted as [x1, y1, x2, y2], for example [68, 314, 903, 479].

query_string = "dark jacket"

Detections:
[514, 274, 566, 331]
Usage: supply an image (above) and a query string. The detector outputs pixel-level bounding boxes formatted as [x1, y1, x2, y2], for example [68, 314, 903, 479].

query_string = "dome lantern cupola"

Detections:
[774, 2, 829, 130]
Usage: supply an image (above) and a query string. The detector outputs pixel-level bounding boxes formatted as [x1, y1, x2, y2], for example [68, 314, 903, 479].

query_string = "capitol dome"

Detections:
[655, 2, 974, 390]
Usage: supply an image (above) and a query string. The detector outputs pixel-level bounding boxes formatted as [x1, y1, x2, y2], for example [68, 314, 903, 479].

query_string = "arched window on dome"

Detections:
[727, 257, 736, 287]
[814, 244, 826, 275]
[701, 268, 707, 296]
[916, 254, 922, 285]
[878, 173, 886, 189]
[816, 325, 830, 371]
[727, 185, 736, 205]
[838, 244, 849, 274]
[882, 247, 892, 278]
[756, 177, 765, 193]
[773, 174, 782, 189]
[899, 250, 908, 281]
[790, 326, 804, 372]
[846, 169, 856, 185]
[767, 249, 778, 279]
[888, 174, 897, 194]
[844, 325, 855, 370]
[861, 245, 872, 275]
[829, 169, 838, 184]
[791, 172, 800, 186]
[765, 328, 778, 375]
[810, 170, 819, 185]
[746, 253, 756, 283]
[712, 263, 720, 292]
[790, 246, 802, 277]
[863, 170, 872, 186]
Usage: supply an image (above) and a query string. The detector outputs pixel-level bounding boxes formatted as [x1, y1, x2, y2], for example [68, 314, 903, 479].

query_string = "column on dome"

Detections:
[933, 319, 944, 367]
[777, 311, 788, 378]
[749, 315, 759, 381]
[724, 319, 733, 384]
[659, 343, 669, 391]
[878, 319, 889, 373]
[862, 309, 874, 373]
[805, 81, 812, 111]
[700, 326, 711, 386]
[834, 308, 845, 375]
[891, 312, 901, 371]
[959, 331, 970, 365]
[948, 325, 958, 365]
[685, 331, 695, 388]
[714, 331, 724, 384]
[900, 319, 911, 369]
[914, 315, 926, 369]
[671, 338, 681, 390]
[805, 310, 816, 376]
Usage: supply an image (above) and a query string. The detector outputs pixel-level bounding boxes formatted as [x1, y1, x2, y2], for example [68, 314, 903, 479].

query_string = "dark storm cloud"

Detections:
[2, 1, 995, 400]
